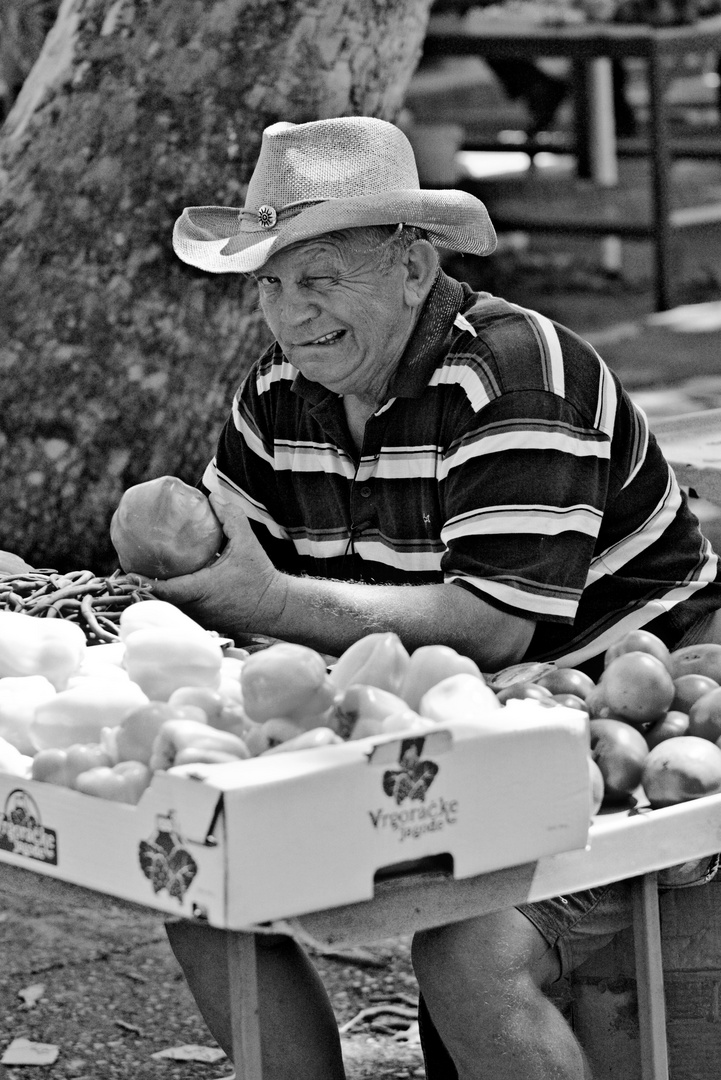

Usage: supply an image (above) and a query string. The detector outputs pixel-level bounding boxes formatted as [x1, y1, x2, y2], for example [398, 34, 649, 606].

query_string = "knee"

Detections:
[412, 911, 559, 1000]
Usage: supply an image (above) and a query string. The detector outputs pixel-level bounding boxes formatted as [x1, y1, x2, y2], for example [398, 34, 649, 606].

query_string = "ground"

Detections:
[0, 866, 424, 1079]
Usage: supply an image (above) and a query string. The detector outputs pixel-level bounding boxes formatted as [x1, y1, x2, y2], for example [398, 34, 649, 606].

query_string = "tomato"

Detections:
[601, 651, 675, 726]
[671, 674, 719, 714]
[589, 718, 649, 804]
[687, 687, 721, 742]
[645, 710, 690, 749]
[535, 668, 596, 700]
[496, 682, 554, 704]
[604, 629, 673, 672]
[588, 757, 605, 817]
[670, 643, 721, 683]
[552, 693, 590, 713]
[641, 736, 721, 808]
[584, 682, 613, 719]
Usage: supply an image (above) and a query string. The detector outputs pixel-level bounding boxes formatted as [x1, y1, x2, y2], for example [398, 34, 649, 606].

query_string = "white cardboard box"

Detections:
[0, 701, 591, 930]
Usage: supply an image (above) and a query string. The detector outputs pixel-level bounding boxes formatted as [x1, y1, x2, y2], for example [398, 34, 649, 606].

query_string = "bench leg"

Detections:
[632, 873, 669, 1080]
[227, 930, 264, 1080]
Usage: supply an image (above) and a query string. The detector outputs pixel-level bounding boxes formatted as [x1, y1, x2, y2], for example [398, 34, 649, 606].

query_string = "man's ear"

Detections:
[403, 240, 439, 307]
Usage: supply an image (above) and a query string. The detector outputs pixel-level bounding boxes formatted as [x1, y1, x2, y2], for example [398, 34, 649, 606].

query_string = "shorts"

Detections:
[518, 879, 635, 980]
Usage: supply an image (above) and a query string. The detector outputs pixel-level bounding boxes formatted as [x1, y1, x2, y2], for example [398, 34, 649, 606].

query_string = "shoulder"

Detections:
[443, 291, 611, 421]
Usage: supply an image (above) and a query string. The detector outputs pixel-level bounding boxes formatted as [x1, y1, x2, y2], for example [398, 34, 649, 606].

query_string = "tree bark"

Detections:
[0, 0, 432, 573]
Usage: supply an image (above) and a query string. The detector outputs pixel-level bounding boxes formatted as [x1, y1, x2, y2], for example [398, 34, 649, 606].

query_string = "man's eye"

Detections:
[303, 276, 335, 287]
[256, 276, 279, 287]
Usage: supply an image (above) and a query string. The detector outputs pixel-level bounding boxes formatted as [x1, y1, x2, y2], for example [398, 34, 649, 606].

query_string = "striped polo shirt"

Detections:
[203, 270, 721, 675]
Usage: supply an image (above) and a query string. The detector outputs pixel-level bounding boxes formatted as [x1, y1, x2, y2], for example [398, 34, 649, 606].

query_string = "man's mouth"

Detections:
[298, 329, 345, 347]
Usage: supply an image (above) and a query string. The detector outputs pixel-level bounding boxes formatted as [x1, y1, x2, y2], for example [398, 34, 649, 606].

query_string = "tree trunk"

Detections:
[0, 0, 432, 573]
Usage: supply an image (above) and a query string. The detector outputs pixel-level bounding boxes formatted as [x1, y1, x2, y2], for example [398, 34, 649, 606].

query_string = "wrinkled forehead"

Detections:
[258, 227, 391, 276]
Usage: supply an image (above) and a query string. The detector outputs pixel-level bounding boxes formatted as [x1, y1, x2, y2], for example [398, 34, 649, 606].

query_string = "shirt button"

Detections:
[360, 486, 372, 498]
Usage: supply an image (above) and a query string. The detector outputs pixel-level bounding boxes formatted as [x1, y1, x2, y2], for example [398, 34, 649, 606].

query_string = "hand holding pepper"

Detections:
[131, 493, 289, 641]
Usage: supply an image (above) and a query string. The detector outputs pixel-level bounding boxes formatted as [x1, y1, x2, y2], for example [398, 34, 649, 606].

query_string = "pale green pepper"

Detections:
[0, 611, 86, 689]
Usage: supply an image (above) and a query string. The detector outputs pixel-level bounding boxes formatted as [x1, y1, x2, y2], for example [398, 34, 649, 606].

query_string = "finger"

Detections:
[126, 572, 203, 605]
[209, 492, 252, 540]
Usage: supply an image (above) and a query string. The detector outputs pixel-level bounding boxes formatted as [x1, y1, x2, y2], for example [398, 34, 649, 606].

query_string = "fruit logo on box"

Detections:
[382, 737, 439, 804]
[0, 789, 57, 864]
[370, 737, 458, 844]
[138, 812, 198, 903]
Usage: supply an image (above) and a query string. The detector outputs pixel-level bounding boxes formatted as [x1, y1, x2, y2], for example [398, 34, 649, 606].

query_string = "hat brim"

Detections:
[172, 188, 497, 273]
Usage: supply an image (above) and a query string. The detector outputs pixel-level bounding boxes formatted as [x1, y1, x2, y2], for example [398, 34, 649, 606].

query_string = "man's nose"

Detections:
[280, 285, 319, 325]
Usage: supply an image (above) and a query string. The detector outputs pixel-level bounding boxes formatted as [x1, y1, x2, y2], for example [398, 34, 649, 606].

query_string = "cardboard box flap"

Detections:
[146, 770, 223, 845]
[366, 729, 453, 766]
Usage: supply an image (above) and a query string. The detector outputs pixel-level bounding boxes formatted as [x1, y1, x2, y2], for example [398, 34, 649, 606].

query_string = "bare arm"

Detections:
[144, 494, 536, 671]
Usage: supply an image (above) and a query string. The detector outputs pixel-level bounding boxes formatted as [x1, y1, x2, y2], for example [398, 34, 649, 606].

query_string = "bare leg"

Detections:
[412, 908, 592, 1080]
[165, 920, 346, 1080]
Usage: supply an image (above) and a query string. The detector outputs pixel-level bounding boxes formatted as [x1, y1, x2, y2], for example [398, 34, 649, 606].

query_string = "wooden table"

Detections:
[224, 795, 721, 1080]
[653, 405, 721, 504]
[422, 13, 721, 311]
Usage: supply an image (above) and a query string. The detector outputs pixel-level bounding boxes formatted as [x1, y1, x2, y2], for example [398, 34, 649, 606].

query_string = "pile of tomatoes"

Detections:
[496, 631, 721, 814]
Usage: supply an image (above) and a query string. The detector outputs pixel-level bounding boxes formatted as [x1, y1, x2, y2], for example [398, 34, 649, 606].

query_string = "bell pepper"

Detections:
[32, 747, 72, 786]
[30, 678, 150, 751]
[149, 718, 250, 771]
[112, 700, 210, 764]
[74, 761, 152, 804]
[334, 684, 410, 738]
[167, 686, 226, 725]
[0, 735, 32, 778]
[262, 727, 344, 755]
[118, 599, 209, 642]
[113, 702, 180, 765]
[419, 672, 501, 728]
[0, 611, 86, 689]
[329, 632, 410, 695]
[240, 642, 336, 724]
[379, 710, 437, 735]
[123, 627, 223, 700]
[399, 645, 484, 711]
[0, 675, 56, 755]
[31, 743, 115, 787]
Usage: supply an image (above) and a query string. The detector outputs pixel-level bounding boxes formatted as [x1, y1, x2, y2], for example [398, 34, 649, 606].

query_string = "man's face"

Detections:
[253, 231, 417, 404]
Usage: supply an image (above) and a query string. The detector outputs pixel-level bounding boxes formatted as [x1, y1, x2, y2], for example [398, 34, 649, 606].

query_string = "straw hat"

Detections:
[172, 116, 497, 274]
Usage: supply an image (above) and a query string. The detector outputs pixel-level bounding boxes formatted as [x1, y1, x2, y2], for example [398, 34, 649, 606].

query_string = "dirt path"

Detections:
[0, 865, 424, 1079]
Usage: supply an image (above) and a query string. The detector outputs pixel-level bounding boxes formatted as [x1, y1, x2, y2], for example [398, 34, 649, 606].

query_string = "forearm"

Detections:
[239, 573, 535, 671]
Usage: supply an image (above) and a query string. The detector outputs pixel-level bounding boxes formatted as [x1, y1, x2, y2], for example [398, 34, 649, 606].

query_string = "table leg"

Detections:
[226, 931, 264, 1080]
[647, 47, 673, 311]
[632, 873, 669, 1080]
[572, 59, 592, 179]
[586, 56, 622, 275]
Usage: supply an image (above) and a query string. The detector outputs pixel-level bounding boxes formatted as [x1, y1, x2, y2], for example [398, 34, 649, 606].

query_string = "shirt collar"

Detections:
[387, 270, 467, 399]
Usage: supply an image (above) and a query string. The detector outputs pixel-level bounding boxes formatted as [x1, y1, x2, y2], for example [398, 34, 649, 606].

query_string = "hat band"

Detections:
[238, 197, 328, 232]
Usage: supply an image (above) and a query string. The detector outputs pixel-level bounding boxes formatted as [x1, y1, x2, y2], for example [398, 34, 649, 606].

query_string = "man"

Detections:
[148, 116, 721, 1079]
